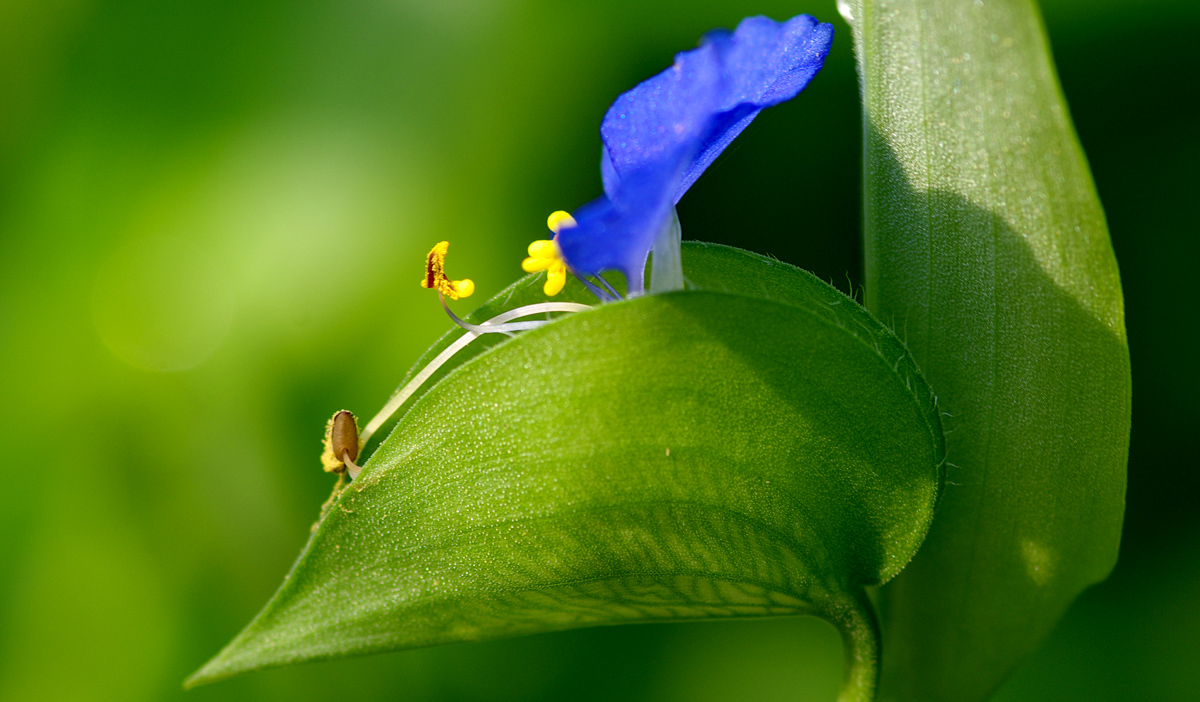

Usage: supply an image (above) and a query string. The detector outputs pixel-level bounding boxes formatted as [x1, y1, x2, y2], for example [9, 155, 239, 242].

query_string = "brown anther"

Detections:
[321, 409, 361, 474]
[331, 410, 359, 464]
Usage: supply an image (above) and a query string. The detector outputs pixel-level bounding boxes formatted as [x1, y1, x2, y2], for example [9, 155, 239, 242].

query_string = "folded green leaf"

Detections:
[188, 245, 945, 701]
[844, 0, 1131, 700]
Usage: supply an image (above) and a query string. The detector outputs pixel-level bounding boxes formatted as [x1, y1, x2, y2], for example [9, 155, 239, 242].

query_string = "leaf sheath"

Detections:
[845, 1, 1131, 699]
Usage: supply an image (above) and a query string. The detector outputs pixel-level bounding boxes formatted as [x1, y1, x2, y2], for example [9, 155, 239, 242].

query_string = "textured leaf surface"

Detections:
[843, 1, 1131, 700]
[188, 245, 944, 695]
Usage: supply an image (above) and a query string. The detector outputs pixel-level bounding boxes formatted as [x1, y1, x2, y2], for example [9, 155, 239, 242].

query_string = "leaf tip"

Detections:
[182, 624, 272, 690]
[182, 658, 225, 690]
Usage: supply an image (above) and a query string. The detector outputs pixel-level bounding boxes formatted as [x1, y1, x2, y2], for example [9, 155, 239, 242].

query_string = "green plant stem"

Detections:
[827, 589, 880, 702]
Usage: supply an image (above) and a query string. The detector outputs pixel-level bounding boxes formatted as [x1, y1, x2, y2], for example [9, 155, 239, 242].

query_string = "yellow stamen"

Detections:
[421, 241, 475, 300]
[547, 210, 577, 234]
[522, 237, 568, 296]
[545, 265, 567, 296]
[527, 239, 559, 260]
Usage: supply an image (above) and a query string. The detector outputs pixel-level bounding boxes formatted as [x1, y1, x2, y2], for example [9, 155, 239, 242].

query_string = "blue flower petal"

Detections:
[561, 14, 833, 291]
[599, 39, 724, 206]
[675, 15, 834, 200]
[557, 163, 678, 288]
[601, 15, 833, 204]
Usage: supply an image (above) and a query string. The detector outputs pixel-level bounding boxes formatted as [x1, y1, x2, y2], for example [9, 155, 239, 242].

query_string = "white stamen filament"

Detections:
[440, 294, 552, 337]
[343, 451, 362, 480]
[358, 301, 592, 445]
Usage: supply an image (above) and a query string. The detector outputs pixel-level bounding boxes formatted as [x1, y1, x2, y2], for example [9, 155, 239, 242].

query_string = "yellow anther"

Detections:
[545, 266, 567, 296]
[525, 239, 559, 263]
[421, 241, 475, 300]
[547, 210, 577, 234]
[522, 238, 568, 296]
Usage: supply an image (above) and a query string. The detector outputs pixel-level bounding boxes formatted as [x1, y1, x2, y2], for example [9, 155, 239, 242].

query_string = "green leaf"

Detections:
[843, 0, 1131, 699]
[187, 244, 944, 701]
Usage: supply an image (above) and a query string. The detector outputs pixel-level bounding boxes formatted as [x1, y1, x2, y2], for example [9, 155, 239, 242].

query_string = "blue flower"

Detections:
[539, 14, 833, 295]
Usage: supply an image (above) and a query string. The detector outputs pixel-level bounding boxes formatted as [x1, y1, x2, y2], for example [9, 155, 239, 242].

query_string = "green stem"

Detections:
[828, 588, 881, 702]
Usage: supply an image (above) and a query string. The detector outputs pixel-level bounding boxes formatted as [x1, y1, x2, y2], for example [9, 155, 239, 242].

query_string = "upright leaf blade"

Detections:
[844, 1, 1131, 699]
[188, 245, 944, 702]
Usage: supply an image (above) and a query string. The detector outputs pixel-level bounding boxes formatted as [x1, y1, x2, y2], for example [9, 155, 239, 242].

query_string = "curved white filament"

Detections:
[359, 301, 592, 445]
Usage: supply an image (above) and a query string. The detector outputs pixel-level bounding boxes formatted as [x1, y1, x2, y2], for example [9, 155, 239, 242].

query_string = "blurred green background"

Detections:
[0, 0, 1195, 699]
